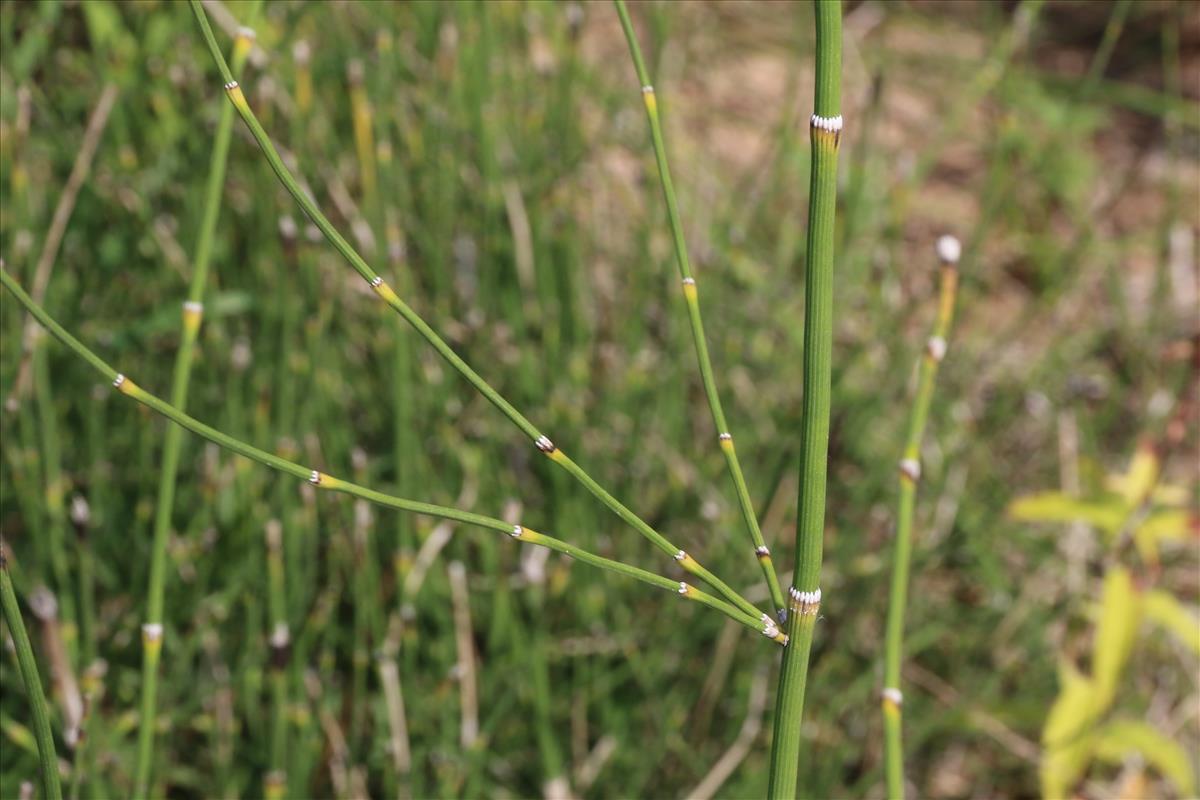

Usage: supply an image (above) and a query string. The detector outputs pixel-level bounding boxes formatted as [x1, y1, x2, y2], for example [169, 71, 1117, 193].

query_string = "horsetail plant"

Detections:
[132, 15, 259, 797]
[185, 0, 773, 629]
[882, 234, 962, 799]
[0, 266, 784, 645]
[1, 544, 63, 800]
[769, 2, 843, 797]
[614, 0, 788, 620]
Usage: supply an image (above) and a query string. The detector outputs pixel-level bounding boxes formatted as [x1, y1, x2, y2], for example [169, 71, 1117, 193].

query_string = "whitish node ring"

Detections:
[788, 586, 822, 607]
[224, 80, 239, 91]
[112, 374, 126, 388]
[761, 614, 781, 640]
[270, 623, 291, 647]
[882, 687, 904, 706]
[678, 581, 689, 595]
[674, 550, 687, 562]
[142, 623, 164, 641]
[718, 432, 732, 442]
[370, 276, 383, 287]
[927, 336, 947, 362]
[682, 277, 696, 286]
[899, 459, 921, 481]
[641, 85, 654, 95]
[510, 525, 523, 539]
[810, 114, 843, 132]
[755, 545, 770, 557]
[309, 470, 321, 485]
[183, 300, 203, 313]
[535, 435, 555, 453]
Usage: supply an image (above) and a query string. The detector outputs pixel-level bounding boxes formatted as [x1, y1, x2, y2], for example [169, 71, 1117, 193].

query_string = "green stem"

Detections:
[768, 3, 841, 797]
[185, 0, 765, 623]
[0, 267, 778, 644]
[882, 243, 960, 799]
[614, 0, 787, 619]
[1, 547, 63, 800]
[133, 17, 258, 797]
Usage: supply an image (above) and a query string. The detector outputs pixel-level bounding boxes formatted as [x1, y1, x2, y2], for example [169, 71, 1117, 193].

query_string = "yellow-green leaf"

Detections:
[1041, 732, 1096, 800]
[1093, 719, 1196, 797]
[1142, 590, 1200, 655]
[1007, 492, 1127, 533]
[1043, 660, 1097, 747]
[1108, 443, 1159, 507]
[1091, 567, 1141, 713]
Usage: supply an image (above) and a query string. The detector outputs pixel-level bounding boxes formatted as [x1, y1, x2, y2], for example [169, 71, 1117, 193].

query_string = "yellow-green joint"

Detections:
[141, 622, 164, 655]
[224, 81, 248, 111]
[882, 687, 903, 715]
[675, 551, 700, 573]
[182, 300, 204, 332]
[369, 275, 401, 305]
[112, 373, 139, 397]
[263, 771, 286, 800]
[641, 84, 657, 115]
[233, 26, 255, 61]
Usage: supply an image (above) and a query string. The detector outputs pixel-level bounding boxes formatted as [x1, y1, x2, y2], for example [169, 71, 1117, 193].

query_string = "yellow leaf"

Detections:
[1007, 492, 1127, 534]
[1142, 590, 1200, 655]
[1041, 732, 1095, 800]
[1043, 660, 1097, 747]
[1091, 567, 1141, 713]
[1093, 719, 1196, 797]
[1109, 443, 1159, 507]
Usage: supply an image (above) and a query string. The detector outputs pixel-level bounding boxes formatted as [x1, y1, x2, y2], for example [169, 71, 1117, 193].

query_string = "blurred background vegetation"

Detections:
[1, 1, 1197, 798]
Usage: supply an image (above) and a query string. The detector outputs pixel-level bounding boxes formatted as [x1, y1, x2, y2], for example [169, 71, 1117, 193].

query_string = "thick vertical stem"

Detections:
[134, 19, 258, 798]
[768, 3, 841, 797]
[1, 548, 63, 800]
[882, 240, 960, 799]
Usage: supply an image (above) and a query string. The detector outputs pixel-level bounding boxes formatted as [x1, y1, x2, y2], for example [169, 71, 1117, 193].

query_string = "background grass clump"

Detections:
[1, 1, 1197, 798]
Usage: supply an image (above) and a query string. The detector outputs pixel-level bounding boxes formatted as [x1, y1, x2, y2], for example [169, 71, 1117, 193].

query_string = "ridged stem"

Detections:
[882, 246, 960, 799]
[768, 3, 842, 798]
[614, 0, 786, 618]
[185, 0, 766, 624]
[0, 267, 779, 644]
[1, 547, 63, 800]
[133, 17, 258, 797]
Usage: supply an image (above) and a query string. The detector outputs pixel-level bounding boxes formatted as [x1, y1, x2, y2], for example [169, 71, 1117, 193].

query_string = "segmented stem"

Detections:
[769, 3, 842, 797]
[133, 17, 258, 797]
[1, 548, 63, 800]
[614, 0, 786, 619]
[882, 239, 960, 799]
[0, 267, 779, 644]
[185, 0, 765, 623]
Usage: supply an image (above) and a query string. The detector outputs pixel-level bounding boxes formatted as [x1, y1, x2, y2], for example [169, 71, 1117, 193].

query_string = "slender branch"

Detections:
[133, 17, 259, 798]
[882, 236, 961, 799]
[768, 2, 842, 797]
[0, 267, 781, 644]
[184, 0, 767, 624]
[1, 545, 63, 800]
[614, 0, 787, 619]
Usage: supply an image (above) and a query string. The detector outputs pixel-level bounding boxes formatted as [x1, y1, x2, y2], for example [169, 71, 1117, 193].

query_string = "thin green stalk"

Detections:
[882, 238, 961, 799]
[185, 0, 766, 624]
[0, 266, 779, 644]
[768, 3, 841, 798]
[133, 18, 258, 797]
[264, 519, 289, 800]
[1, 546, 63, 800]
[614, 0, 787, 619]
